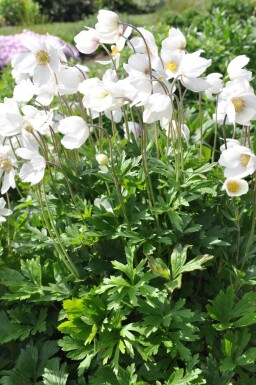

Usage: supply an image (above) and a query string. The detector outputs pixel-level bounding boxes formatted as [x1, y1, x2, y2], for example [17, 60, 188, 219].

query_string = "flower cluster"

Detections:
[0, 8, 255, 221]
[215, 56, 256, 126]
[219, 139, 256, 197]
[215, 57, 256, 197]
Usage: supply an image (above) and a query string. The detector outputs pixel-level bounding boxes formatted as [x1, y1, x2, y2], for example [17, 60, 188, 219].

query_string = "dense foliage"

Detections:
[0, 0, 41, 25]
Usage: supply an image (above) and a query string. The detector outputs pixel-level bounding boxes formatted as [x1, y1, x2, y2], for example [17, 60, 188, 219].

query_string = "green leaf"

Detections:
[166, 368, 205, 385]
[237, 348, 256, 366]
[146, 256, 171, 280]
[178, 254, 213, 274]
[165, 276, 182, 294]
[43, 359, 68, 385]
[207, 286, 235, 327]
[170, 244, 190, 279]
[207, 287, 256, 329]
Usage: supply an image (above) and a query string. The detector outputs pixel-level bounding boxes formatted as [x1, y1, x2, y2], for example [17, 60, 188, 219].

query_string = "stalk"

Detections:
[242, 174, 256, 267]
[211, 94, 219, 162]
[199, 92, 203, 160]
[35, 185, 79, 277]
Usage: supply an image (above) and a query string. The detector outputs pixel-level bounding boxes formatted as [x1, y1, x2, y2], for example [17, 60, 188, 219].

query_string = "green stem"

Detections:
[232, 198, 241, 265]
[199, 92, 203, 160]
[243, 175, 256, 267]
[35, 186, 78, 277]
[41, 181, 80, 277]
[211, 95, 219, 163]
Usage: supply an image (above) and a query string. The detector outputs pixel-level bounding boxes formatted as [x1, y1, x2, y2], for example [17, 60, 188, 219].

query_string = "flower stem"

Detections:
[242, 174, 256, 267]
[199, 92, 203, 160]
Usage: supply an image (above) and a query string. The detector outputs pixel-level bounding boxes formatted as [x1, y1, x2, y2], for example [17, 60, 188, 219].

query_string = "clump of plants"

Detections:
[0, 0, 42, 25]
[0, 9, 256, 385]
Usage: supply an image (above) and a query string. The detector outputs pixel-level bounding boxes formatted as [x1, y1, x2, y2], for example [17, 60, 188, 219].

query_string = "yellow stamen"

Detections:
[23, 122, 34, 133]
[0, 157, 12, 173]
[227, 181, 239, 193]
[166, 61, 177, 72]
[232, 97, 245, 113]
[240, 154, 250, 167]
[36, 50, 50, 66]
[111, 45, 119, 57]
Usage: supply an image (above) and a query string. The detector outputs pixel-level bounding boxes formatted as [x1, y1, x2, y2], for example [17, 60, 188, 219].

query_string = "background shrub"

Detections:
[0, 0, 41, 25]
[96, 0, 164, 13]
[36, 0, 96, 22]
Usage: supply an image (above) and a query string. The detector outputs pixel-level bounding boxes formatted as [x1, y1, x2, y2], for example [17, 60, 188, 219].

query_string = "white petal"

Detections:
[16, 147, 34, 160]
[12, 52, 36, 73]
[0, 197, 6, 209]
[181, 77, 210, 92]
[33, 65, 51, 86]
[1, 172, 11, 194]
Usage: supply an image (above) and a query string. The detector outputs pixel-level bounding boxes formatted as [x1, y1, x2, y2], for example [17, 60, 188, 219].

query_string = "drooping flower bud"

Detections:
[96, 154, 109, 166]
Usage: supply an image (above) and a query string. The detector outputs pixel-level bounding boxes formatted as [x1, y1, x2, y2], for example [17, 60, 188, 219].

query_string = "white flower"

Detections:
[95, 10, 121, 43]
[58, 66, 88, 95]
[220, 138, 240, 152]
[219, 145, 256, 178]
[74, 28, 100, 54]
[96, 154, 109, 166]
[22, 105, 53, 136]
[79, 77, 101, 109]
[13, 79, 35, 103]
[160, 50, 211, 92]
[104, 108, 123, 123]
[161, 28, 186, 52]
[143, 93, 173, 124]
[94, 197, 113, 213]
[0, 145, 17, 194]
[223, 178, 249, 197]
[123, 121, 141, 139]
[215, 79, 255, 125]
[130, 28, 159, 66]
[123, 53, 155, 105]
[225, 93, 256, 125]
[227, 55, 252, 81]
[204, 73, 223, 99]
[12, 36, 64, 86]
[81, 70, 123, 113]
[0, 98, 23, 137]
[58, 116, 89, 149]
[124, 53, 151, 75]
[0, 197, 13, 222]
[16, 146, 46, 185]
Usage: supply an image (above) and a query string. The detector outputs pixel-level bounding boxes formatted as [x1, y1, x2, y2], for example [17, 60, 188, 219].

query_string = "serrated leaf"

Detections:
[166, 368, 205, 385]
[43, 359, 68, 385]
[179, 254, 213, 274]
[237, 348, 256, 366]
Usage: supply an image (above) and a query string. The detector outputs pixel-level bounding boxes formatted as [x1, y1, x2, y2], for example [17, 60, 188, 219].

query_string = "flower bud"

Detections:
[96, 154, 109, 166]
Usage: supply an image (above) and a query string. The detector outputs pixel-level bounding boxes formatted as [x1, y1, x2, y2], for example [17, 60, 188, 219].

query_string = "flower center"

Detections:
[111, 45, 119, 57]
[232, 97, 245, 113]
[0, 157, 12, 173]
[36, 50, 50, 66]
[240, 154, 250, 167]
[23, 122, 34, 133]
[166, 61, 177, 72]
[227, 180, 239, 193]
